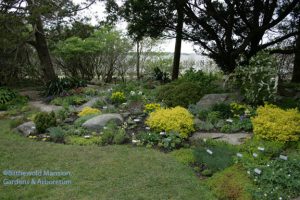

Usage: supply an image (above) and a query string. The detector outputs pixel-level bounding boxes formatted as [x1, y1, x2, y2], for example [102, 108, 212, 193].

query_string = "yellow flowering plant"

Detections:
[251, 104, 300, 142]
[111, 92, 126, 104]
[144, 103, 161, 113]
[78, 107, 101, 117]
[145, 106, 195, 138]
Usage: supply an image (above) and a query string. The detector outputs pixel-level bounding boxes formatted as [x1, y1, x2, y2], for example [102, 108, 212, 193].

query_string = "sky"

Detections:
[73, 0, 196, 54]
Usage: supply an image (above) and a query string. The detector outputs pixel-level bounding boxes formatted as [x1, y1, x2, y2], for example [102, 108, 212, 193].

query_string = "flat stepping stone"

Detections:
[190, 132, 252, 145]
[29, 101, 62, 112]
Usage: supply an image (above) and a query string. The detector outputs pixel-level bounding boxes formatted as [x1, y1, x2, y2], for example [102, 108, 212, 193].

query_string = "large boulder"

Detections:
[82, 114, 123, 131]
[16, 121, 36, 137]
[196, 93, 242, 109]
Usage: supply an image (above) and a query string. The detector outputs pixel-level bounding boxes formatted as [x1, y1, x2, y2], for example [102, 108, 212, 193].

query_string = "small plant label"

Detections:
[254, 168, 262, 175]
[133, 118, 141, 122]
[145, 127, 150, 130]
[84, 135, 91, 139]
[159, 132, 166, 135]
[258, 147, 265, 151]
[102, 106, 108, 109]
[236, 153, 243, 158]
[253, 153, 258, 158]
[206, 149, 213, 155]
[279, 155, 288, 160]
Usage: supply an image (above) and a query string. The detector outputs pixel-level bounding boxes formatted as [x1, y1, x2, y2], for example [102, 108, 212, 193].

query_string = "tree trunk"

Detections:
[292, 27, 300, 83]
[27, 0, 56, 82]
[34, 15, 56, 82]
[136, 41, 140, 80]
[172, 2, 184, 80]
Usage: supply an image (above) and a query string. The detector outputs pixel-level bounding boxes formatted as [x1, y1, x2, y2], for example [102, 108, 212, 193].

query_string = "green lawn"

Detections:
[0, 120, 215, 200]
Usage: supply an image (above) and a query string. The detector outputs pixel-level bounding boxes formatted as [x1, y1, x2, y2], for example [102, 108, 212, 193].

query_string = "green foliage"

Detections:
[65, 135, 102, 146]
[156, 81, 203, 108]
[153, 67, 170, 83]
[43, 77, 87, 96]
[206, 111, 221, 124]
[251, 104, 300, 142]
[233, 52, 278, 105]
[180, 68, 218, 91]
[207, 165, 254, 200]
[220, 118, 253, 133]
[47, 127, 65, 143]
[64, 125, 89, 136]
[137, 131, 161, 146]
[156, 69, 218, 108]
[275, 97, 300, 110]
[211, 103, 232, 119]
[238, 138, 287, 173]
[51, 95, 88, 106]
[54, 27, 132, 82]
[194, 140, 237, 173]
[56, 107, 70, 121]
[0, 87, 16, 105]
[170, 148, 196, 165]
[159, 132, 184, 151]
[33, 112, 57, 133]
[113, 128, 128, 144]
[101, 122, 128, 145]
[82, 87, 98, 96]
[137, 131, 184, 151]
[0, 88, 27, 111]
[250, 153, 300, 200]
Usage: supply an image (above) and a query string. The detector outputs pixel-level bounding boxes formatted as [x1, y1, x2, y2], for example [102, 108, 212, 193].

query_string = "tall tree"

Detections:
[105, 0, 185, 80]
[182, 0, 299, 73]
[0, 0, 95, 82]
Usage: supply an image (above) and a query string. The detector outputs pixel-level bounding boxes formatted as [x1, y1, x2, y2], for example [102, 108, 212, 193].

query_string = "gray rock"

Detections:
[121, 112, 131, 118]
[64, 117, 75, 124]
[190, 132, 252, 145]
[16, 121, 36, 137]
[82, 114, 123, 131]
[76, 97, 103, 112]
[196, 93, 242, 110]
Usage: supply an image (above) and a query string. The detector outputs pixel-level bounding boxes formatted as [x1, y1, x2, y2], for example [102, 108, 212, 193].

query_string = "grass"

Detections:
[0, 119, 215, 200]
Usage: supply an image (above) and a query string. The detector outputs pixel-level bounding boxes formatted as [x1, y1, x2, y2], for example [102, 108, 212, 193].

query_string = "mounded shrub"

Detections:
[34, 112, 57, 133]
[156, 82, 203, 108]
[251, 104, 300, 142]
[145, 106, 194, 138]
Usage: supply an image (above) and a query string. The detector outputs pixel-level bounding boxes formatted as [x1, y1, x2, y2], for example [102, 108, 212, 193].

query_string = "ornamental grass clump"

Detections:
[145, 106, 194, 138]
[78, 107, 101, 117]
[251, 104, 300, 142]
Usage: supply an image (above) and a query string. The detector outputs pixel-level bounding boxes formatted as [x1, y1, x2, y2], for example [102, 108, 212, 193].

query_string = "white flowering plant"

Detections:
[232, 52, 279, 105]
